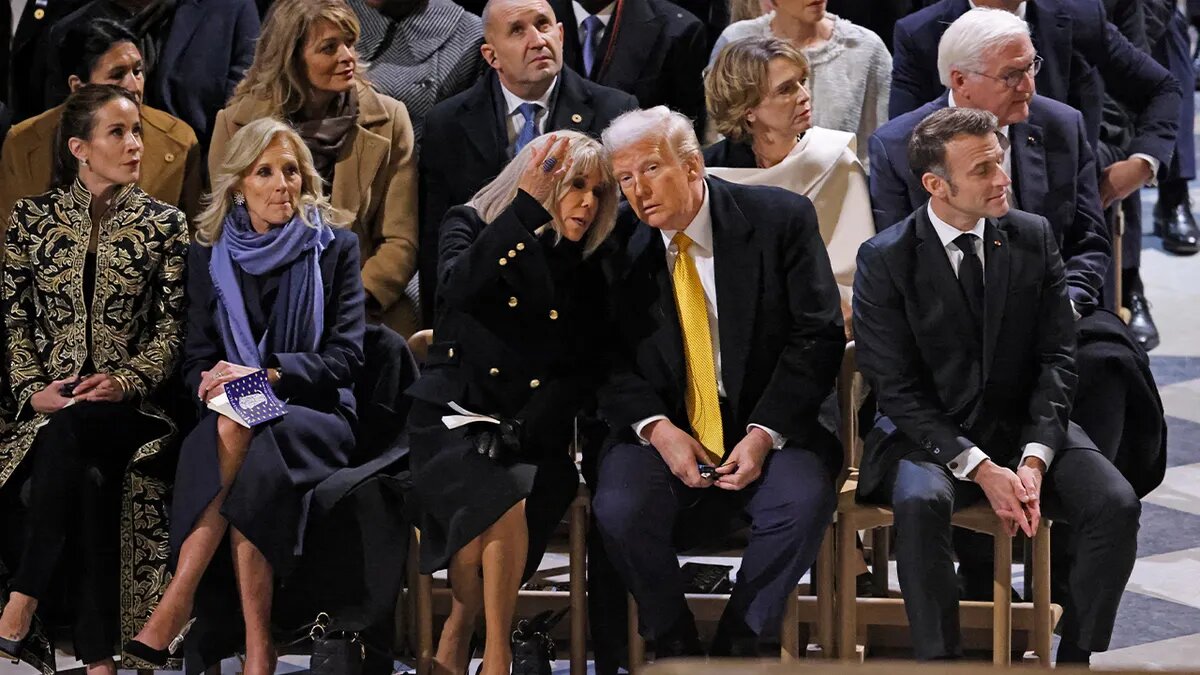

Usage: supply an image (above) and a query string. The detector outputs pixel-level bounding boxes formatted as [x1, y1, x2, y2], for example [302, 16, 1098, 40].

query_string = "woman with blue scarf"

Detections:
[124, 118, 366, 675]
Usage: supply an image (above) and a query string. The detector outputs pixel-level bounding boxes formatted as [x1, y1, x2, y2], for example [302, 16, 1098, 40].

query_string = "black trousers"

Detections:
[9, 401, 156, 663]
[883, 449, 1140, 660]
[592, 442, 835, 640]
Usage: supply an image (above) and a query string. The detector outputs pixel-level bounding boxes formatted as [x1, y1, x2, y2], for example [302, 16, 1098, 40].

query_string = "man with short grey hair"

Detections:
[855, 106, 1140, 665]
[592, 106, 844, 659]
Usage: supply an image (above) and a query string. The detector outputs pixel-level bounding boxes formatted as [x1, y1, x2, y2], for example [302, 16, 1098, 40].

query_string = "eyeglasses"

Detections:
[969, 56, 1043, 89]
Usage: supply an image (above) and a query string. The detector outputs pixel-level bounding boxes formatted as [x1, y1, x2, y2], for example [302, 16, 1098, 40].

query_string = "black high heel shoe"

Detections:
[123, 617, 195, 667]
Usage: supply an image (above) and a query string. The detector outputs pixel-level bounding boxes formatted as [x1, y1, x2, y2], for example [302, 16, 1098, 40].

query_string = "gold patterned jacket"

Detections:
[0, 180, 188, 673]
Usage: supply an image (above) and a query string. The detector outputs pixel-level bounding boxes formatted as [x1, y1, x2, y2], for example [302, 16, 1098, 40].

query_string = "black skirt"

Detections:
[408, 400, 579, 579]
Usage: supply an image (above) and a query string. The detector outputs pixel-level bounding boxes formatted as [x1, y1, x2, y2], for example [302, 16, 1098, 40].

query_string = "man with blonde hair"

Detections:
[592, 106, 844, 659]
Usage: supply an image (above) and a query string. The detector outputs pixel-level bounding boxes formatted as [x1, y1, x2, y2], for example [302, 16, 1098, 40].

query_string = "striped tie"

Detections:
[671, 232, 724, 463]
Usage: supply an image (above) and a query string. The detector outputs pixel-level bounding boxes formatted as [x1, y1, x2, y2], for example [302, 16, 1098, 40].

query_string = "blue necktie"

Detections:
[581, 15, 604, 77]
[514, 102, 541, 155]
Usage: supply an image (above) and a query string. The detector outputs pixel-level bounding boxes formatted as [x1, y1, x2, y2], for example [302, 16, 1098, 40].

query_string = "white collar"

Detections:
[968, 0, 1027, 19]
[947, 90, 1010, 140]
[927, 201, 986, 249]
[661, 180, 713, 253]
[572, 0, 615, 29]
[499, 76, 558, 116]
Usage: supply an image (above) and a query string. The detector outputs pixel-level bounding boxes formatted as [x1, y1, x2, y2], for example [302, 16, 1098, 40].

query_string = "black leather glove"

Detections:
[471, 418, 524, 463]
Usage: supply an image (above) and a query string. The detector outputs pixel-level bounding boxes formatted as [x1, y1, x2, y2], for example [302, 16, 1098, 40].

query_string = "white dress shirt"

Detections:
[571, 0, 615, 41]
[499, 76, 557, 150]
[10, 0, 30, 42]
[926, 202, 1055, 479]
[633, 183, 786, 452]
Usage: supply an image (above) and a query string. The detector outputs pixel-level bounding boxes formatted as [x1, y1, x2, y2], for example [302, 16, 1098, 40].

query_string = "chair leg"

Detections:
[816, 525, 836, 658]
[569, 495, 588, 675]
[780, 585, 801, 661]
[417, 571, 434, 675]
[1034, 524, 1053, 666]
[836, 517, 860, 661]
[992, 532, 1013, 666]
[627, 593, 645, 674]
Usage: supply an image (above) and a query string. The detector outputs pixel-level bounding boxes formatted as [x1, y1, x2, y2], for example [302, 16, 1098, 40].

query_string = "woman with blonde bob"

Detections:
[406, 130, 616, 675]
[705, 36, 875, 321]
[212, 0, 420, 336]
[125, 118, 366, 675]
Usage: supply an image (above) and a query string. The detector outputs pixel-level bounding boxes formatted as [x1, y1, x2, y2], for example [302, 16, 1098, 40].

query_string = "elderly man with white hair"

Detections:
[591, 106, 845, 659]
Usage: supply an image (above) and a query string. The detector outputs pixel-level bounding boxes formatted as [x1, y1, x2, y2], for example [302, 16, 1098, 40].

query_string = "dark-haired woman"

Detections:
[0, 18, 203, 230]
[0, 84, 189, 675]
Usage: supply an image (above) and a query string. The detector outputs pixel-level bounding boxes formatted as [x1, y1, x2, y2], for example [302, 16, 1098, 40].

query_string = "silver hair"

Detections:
[601, 106, 704, 172]
[937, 7, 1031, 88]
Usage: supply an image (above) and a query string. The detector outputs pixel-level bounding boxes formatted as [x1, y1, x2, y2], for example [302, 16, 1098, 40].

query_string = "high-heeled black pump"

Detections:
[123, 618, 195, 667]
[0, 634, 25, 664]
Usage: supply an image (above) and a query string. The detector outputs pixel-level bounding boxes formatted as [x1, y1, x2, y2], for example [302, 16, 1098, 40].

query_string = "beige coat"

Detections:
[209, 82, 420, 336]
[707, 127, 875, 310]
[0, 103, 203, 235]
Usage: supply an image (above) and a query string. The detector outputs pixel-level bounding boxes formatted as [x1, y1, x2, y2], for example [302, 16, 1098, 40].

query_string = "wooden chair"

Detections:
[832, 343, 1055, 665]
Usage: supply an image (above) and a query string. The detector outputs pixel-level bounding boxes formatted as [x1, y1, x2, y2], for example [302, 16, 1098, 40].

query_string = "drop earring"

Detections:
[233, 192, 246, 206]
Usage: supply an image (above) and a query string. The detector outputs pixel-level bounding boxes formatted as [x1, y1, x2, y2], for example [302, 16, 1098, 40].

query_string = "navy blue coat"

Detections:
[868, 93, 1111, 311]
[889, 0, 1181, 167]
[45, 0, 259, 148]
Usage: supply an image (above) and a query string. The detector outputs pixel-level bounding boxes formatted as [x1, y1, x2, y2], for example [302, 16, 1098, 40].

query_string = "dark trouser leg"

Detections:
[1042, 448, 1141, 652]
[884, 458, 981, 660]
[724, 446, 834, 639]
[71, 461, 125, 664]
[586, 526, 629, 674]
[591, 443, 688, 639]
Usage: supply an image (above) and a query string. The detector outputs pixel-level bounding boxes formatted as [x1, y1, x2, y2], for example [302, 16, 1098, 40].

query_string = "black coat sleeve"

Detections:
[888, 20, 930, 120]
[182, 244, 224, 402]
[1094, 20, 1182, 165]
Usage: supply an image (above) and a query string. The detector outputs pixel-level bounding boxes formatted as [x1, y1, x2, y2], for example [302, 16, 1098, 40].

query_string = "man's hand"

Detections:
[714, 427, 773, 491]
[71, 373, 125, 402]
[1015, 456, 1046, 535]
[646, 419, 715, 488]
[1100, 158, 1154, 208]
[970, 460, 1036, 537]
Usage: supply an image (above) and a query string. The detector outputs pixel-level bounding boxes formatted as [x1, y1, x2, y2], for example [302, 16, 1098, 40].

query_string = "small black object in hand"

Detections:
[59, 376, 84, 397]
[698, 463, 718, 480]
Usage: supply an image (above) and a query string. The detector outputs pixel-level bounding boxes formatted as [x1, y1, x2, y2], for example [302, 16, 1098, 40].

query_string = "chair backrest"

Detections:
[836, 341, 862, 483]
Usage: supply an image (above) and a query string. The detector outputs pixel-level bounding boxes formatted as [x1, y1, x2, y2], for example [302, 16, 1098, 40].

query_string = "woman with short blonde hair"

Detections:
[125, 117, 367, 675]
[704, 36, 875, 324]
[212, 0, 422, 336]
[406, 131, 616, 674]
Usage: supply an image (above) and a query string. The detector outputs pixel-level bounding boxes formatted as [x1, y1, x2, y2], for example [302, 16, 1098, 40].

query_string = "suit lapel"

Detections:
[554, 0, 585, 73]
[1026, 1, 1072, 97]
[981, 219, 1010, 383]
[627, 221, 687, 394]
[462, 74, 507, 165]
[708, 178, 758, 407]
[596, 0, 662, 85]
[915, 209, 978, 342]
[158, 0, 204, 85]
[1010, 120, 1047, 216]
[331, 124, 389, 218]
[548, 69, 595, 133]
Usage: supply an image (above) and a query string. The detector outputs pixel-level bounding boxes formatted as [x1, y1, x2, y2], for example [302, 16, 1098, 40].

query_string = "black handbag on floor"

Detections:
[290, 612, 366, 675]
[511, 608, 568, 675]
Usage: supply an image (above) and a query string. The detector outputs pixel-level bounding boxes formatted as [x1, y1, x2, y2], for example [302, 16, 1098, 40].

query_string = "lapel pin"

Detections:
[571, 113, 583, 124]
[34, 8, 45, 18]
[994, 239, 1002, 247]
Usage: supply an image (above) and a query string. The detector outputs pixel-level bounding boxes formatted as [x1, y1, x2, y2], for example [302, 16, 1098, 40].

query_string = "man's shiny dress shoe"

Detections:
[1154, 186, 1200, 256]
[652, 610, 704, 660]
[1126, 290, 1161, 352]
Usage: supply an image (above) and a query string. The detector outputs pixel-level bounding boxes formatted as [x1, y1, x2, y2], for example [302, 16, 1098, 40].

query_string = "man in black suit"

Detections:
[854, 106, 1140, 666]
[592, 106, 844, 657]
[870, 9, 1110, 314]
[2, 0, 89, 121]
[419, 0, 636, 326]
[551, 0, 707, 129]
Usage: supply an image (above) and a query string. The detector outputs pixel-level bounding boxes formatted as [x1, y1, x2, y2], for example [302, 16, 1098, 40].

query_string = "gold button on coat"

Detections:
[448, 348, 455, 357]
[571, 113, 583, 123]
[529, 379, 541, 388]
[164, 153, 176, 163]
[516, 243, 526, 251]
[508, 249, 517, 257]
[548, 310, 558, 320]
[508, 296, 519, 307]
[499, 258, 508, 266]
[489, 368, 500, 376]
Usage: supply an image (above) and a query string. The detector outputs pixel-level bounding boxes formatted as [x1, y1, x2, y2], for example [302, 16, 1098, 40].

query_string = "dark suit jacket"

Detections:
[407, 191, 610, 454]
[825, 0, 912, 53]
[553, 0, 707, 128]
[44, 0, 260, 147]
[597, 177, 845, 469]
[419, 68, 637, 325]
[868, 93, 1111, 311]
[889, 0, 1181, 167]
[1, 0, 89, 121]
[852, 206, 1093, 500]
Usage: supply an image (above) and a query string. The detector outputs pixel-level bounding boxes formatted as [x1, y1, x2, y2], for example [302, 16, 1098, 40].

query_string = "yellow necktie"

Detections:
[671, 232, 724, 463]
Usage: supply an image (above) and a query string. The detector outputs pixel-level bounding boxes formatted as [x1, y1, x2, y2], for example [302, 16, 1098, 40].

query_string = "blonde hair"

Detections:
[602, 106, 703, 171]
[706, 36, 809, 142]
[467, 131, 617, 258]
[729, 0, 769, 24]
[194, 118, 348, 245]
[229, 0, 364, 117]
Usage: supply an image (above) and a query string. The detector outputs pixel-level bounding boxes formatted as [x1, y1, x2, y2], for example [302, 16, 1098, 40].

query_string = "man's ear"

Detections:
[921, 171, 946, 200]
[67, 75, 84, 92]
[481, 43, 498, 68]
